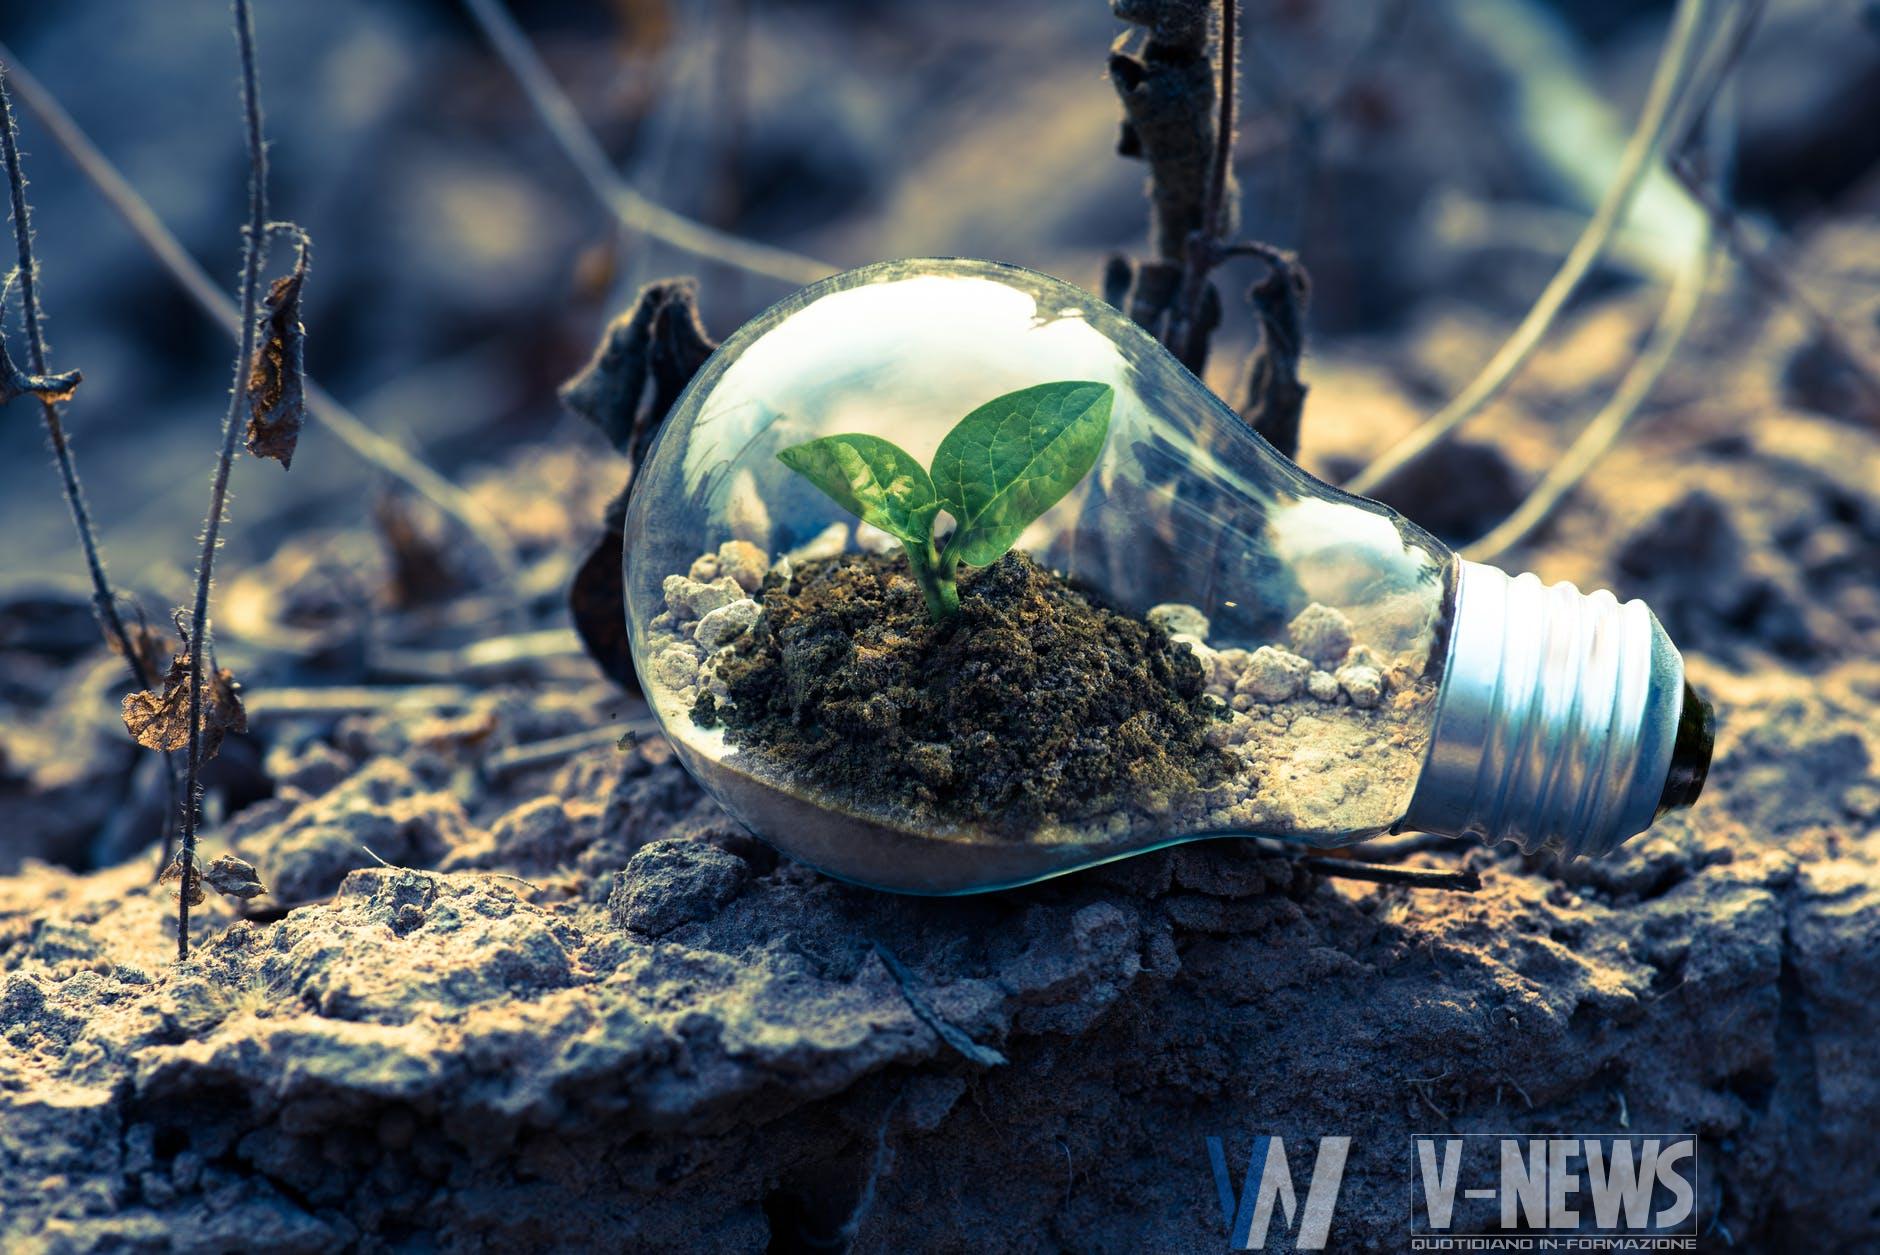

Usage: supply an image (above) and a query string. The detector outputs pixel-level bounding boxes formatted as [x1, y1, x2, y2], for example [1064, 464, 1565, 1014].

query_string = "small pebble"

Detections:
[1148, 603, 1211, 640]
[695, 598, 761, 650]
[787, 522, 849, 563]
[651, 646, 701, 689]
[716, 540, 769, 593]
[1288, 603, 1354, 668]
[664, 574, 745, 620]
[1306, 670, 1341, 702]
[769, 554, 794, 584]
[687, 554, 722, 582]
[1236, 646, 1312, 703]
[1336, 663, 1384, 708]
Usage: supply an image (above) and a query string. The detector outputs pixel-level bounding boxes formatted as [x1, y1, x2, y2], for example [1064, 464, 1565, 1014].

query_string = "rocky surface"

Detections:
[2, 633, 1878, 1250]
[3, 3, 1880, 1248]
[7, 289, 1880, 1248]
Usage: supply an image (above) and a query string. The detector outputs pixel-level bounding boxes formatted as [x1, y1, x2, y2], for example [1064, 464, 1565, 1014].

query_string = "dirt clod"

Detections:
[698, 550, 1231, 834]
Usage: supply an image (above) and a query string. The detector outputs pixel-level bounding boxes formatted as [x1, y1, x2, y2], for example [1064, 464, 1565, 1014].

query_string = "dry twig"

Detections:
[176, 0, 273, 961]
[0, 74, 146, 687]
[459, 0, 835, 287]
[1463, 199, 1714, 563]
[0, 68, 181, 864]
[1299, 856, 1481, 893]
[1343, 0, 1714, 498]
[0, 46, 521, 583]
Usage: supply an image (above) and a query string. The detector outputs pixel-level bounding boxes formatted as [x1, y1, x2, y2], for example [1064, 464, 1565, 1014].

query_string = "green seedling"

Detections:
[778, 380, 1114, 621]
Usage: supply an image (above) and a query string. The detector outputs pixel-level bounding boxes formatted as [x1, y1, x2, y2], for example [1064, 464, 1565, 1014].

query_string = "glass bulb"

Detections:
[623, 259, 1713, 893]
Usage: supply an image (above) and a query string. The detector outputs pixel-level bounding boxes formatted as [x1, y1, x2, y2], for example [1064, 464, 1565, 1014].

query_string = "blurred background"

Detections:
[1, 0, 1876, 600]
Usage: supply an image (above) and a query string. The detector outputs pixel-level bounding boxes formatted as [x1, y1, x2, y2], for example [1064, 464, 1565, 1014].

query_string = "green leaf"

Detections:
[776, 433, 940, 546]
[932, 381, 1114, 567]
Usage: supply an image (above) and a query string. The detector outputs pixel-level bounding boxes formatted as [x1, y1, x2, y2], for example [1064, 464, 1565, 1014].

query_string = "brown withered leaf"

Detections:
[159, 852, 205, 907]
[121, 652, 249, 760]
[1240, 250, 1312, 462]
[204, 853, 266, 900]
[245, 241, 309, 468]
[563, 281, 718, 692]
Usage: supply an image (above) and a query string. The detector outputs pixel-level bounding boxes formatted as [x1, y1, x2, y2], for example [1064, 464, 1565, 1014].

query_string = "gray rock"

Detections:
[1336, 663, 1384, 708]
[1235, 646, 1311, 703]
[651, 644, 701, 690]
[663, 575, 746, 620]
[694, 598, 761, 650]
[1147, 603, 1210, 640]
[786, 521, 849, 563]
[716, 540, 769, 593]
[1287, 603, 1354, 667]
[609, 839, 751, 937]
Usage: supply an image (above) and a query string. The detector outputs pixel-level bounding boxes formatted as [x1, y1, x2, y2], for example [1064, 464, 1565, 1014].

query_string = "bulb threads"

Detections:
[1404, 562, 1694, 858]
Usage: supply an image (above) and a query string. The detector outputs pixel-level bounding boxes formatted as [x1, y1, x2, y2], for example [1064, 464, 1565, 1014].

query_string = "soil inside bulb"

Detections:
[644, 531, 1437, 848]
[694, 549, 1233, 837]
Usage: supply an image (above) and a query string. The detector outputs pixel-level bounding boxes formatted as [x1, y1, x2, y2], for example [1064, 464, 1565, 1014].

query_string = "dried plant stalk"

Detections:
[1343, 0, 1715, 497]
[177, 0, 273, 960]
[0, 46, 521, 584]
[460, 0, 835, 287]
[0, 72, 150, 692]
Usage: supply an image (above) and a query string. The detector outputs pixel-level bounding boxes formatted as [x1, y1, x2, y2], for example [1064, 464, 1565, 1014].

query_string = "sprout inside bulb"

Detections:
[623, 259, 1712, 893]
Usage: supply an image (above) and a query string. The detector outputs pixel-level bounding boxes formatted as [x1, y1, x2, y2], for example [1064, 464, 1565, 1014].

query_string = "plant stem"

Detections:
[1174, 0, 1238, 370]
[0, 46, 522, 585]
[904, 541, 959, 622]
[1343, 0, 1714, 498]
[1, 68, 180, 870]
[1298, 856, 1482, 893]
[0, 73, 150, 691]
[179, 0, 269, 962]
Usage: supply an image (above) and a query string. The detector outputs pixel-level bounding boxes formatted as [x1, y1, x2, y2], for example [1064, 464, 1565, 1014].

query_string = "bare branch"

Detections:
[1298, 856, 1482, 893]
[0, 45, 522, 583]
[0, 71, 149, 689]
[0, 65, 180, 869]
[1463, 223, 1713, 564]
[178, 0, 272, 961]
[459, 0, 836, 288]
[1173, 0, 1238, 367]
[1343, 0, 1715, 498]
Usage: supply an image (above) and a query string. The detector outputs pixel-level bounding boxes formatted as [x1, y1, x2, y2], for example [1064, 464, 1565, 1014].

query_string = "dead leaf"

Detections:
[562, 282, 718, 692]
[159, 852, 204, 907]
[121, 651, 249, 760]
[204, 853, 266, 900]
[570, 510, 636, 692]
[245, 240, 309, 468]
[1240, 252, 1311, 461]
[559, 278, 715, 463]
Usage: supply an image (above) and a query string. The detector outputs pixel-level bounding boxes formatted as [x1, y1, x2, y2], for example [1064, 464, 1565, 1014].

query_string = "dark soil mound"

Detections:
[693, 550, 1231, 833]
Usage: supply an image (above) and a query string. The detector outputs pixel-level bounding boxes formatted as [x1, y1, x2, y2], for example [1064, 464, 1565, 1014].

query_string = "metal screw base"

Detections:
[1403, 562, 1705, 858]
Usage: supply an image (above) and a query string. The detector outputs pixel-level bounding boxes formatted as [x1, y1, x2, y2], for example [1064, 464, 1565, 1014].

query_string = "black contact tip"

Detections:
[1657, 681, 1714, 816]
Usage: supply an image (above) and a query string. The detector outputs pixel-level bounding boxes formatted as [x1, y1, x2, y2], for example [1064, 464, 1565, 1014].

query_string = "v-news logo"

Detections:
[1206, 1133, 1699, 1251]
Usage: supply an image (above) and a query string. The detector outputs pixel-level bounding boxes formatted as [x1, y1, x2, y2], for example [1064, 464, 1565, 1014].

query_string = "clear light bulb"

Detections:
[623, 259, 1713, 893]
